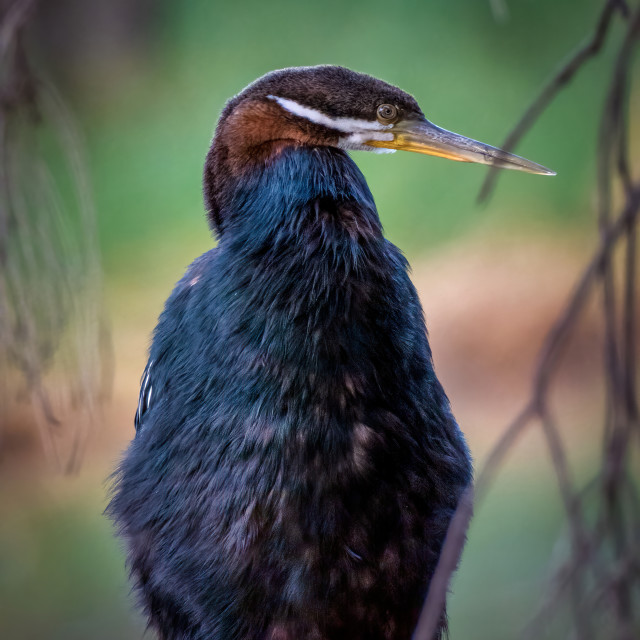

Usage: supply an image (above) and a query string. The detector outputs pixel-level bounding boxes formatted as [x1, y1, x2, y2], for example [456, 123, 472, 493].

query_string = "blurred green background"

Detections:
[1, 0, 637, 638]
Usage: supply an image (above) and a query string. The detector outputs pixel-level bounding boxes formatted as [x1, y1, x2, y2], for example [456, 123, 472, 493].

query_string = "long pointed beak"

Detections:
[366, 118, 555, 176]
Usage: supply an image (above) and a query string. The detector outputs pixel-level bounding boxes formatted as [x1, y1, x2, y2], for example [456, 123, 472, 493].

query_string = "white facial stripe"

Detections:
[338, 131, 396, 154]
[268, 95, 393, 133]
[343, 131, 394, 144]
[339, 142, 396, 154]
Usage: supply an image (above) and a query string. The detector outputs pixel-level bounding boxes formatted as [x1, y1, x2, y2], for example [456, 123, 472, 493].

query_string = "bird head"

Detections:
[204, 65, 554, 233]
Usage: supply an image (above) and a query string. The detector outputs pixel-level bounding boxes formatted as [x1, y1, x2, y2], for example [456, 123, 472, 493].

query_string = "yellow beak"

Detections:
[366, 118, 555, 176]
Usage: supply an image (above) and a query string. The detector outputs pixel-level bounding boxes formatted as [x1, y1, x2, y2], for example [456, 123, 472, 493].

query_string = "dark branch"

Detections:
[415, 3, 640, 636]
[477, 0, 624, 203]
[412, 487, 474, 640]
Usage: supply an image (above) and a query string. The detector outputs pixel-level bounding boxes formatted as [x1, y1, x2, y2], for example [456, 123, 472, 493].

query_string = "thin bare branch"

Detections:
[412, 487, 474, 640]
[0, 0, 110, 470]
[415, 3, 640, 637]
[478, 0, 624, 203]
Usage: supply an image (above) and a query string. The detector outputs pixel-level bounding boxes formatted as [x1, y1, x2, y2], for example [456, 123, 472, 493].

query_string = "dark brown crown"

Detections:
[222, 65, 423, 123]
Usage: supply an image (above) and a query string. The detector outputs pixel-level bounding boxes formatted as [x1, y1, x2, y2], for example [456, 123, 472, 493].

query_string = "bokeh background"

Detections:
[1, 1, 638, 638]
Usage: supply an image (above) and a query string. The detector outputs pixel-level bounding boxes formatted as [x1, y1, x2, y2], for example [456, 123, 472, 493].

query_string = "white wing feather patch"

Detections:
[135, 360, 153, 431]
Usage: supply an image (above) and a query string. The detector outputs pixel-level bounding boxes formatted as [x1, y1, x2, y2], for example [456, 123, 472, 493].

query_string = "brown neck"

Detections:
[203, 99, 337, 235]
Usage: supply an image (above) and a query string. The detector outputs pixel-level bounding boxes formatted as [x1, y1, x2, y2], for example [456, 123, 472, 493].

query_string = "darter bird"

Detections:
[109, 65, 554, 640]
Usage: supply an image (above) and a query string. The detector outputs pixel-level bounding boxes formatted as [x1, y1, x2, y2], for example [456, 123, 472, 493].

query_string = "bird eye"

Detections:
[377, 104, 398, 124]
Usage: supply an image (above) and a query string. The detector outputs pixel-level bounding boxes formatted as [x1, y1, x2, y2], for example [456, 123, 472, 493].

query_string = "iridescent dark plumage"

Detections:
[109, 65, 476, 640]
